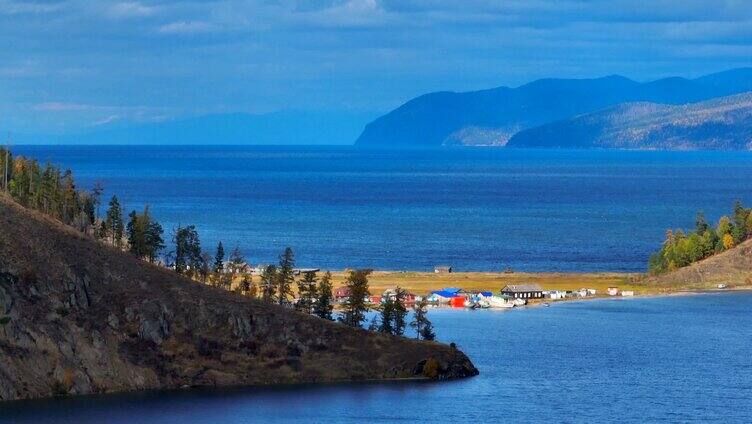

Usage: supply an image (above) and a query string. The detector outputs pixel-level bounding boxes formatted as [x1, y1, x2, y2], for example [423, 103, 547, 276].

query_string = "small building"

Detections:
[500, 284, 543, 300]
[427, 287, 463, 303]
[434, 265, 453, 274]
[621, 290, 635, 297]
[545, 290, 567, 300]
[334, 286, 351, 303]
[577, 288, 589, 297]
[369, 295, 382, 304]
[587, 289, 597, 296]
[252, 264, 271, 276]
[717, 283, 727, 289]
[607, 287, 619, 296]
[293, 268, 320, 276]
[381, 288, 417, 306]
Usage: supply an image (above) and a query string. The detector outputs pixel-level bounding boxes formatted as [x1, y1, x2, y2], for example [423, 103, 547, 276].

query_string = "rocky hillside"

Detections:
[355, 68, 752, 147]
[0, 195, 477, 401]
[646, 238, 752, 289]
[507, 92, 752, 150]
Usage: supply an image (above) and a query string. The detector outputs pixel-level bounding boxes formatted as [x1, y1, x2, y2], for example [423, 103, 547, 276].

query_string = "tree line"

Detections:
[649, 200, 752, 274]
[1, 148, 436, 340]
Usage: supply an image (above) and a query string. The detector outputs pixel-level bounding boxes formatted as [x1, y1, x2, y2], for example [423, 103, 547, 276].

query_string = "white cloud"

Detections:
[0, 0, 62, 15]
[106, 2, 154, 19]
[157, 20, 214, 34]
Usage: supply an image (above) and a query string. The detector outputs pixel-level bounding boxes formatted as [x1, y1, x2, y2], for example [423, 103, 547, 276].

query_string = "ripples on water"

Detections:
[2, 293, 751, 423]
[13, 145, 752, 272]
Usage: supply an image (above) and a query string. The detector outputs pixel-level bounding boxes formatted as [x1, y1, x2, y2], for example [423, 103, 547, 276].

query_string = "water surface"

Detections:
[2, 293, 751, 423]
[12, 146, 752, 272]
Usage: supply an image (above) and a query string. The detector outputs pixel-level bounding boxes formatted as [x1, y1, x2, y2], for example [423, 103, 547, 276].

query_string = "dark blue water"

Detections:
[12, 145, 752, 272]
[2, 293, 751, 423]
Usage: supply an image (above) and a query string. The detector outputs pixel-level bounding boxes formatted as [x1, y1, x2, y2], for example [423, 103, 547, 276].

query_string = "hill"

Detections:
[507, 92, 752, 150]
[645, 238, 752, 289]
[0, 195, 476, 401]
[354, 68, 752, 147]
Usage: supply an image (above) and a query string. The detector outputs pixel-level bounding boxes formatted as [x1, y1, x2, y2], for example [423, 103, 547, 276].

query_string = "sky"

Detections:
[1, 0, 752, 134]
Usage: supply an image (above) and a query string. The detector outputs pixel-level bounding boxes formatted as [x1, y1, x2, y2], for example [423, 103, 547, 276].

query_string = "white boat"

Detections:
[488, 296, 514, 309]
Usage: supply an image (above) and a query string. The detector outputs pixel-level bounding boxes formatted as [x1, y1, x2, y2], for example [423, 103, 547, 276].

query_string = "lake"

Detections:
[2, 292, 751, 423]
[12, 145, 752, 272]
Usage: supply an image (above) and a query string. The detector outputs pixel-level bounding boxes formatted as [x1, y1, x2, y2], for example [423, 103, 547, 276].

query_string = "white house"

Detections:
[607, 287, 619, 296]
[621, 290, 635, 297]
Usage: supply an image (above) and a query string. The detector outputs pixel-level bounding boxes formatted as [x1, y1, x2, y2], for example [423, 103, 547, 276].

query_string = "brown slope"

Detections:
[0, 195, 477, 401]
[645, 239, 752, 288]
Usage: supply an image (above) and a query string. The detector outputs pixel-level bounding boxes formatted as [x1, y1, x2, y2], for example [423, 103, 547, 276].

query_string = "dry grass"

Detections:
[327, 270, 646, 295]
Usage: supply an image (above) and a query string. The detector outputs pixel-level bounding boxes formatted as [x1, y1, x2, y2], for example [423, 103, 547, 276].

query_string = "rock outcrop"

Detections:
[0, 196, 477, 401]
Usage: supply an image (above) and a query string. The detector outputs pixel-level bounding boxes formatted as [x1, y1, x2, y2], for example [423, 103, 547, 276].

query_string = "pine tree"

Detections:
[174, 225, 202, 276]
[213, 242, 225, 274]
[260, 265, 277, 302]
[392, 287, 408, 336]
[410, 299, 435, 340]
[105, 195, 124, 246]
[276, 247, 295, 305]
[297, 270, 317, 312]
[338, 269, 371, 328]
[313, 271, 334, 320]
[379, 297, 394, 334]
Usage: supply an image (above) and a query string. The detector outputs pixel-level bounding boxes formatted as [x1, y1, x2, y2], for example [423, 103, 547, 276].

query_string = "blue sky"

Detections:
[1, 0, 751, 134]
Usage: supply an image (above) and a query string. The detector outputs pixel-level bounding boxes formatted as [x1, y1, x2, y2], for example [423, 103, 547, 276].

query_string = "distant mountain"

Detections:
[506, 92, 752, 150]
[17, 110, 375, 145]
[355, 68, 752, 147]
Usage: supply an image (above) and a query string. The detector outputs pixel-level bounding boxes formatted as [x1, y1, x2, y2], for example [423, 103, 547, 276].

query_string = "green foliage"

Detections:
[313, 271, 334, 320]
[173, 225, 202, 276]
[379, 287, 408, 336]
[276, 247, 295, 305]
[213, 242, 225, 274]
[410, 299, 435, 341]
[296, 270, 317, 312]
[338, 269, 371, 328]
[126, 206, 164, 262]
[0, 316, 10, 325]
[649, 201, 752, 274]
[105, 196, 124, 246]
[260, 265, 278, 303]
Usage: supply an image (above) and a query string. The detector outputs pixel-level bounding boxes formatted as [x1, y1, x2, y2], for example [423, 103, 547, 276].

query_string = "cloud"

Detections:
[106, 2, 154, 19]
[0, 0, 62, 15]
[157, 20, 214, 34]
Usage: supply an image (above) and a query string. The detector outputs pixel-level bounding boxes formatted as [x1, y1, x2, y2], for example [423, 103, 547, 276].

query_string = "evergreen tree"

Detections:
[297, 270, 318, 312]
[213, 242, 225, 274]
[277, 247, 295, 305]
[227, 246, 247, 275]
[338, 269, 371, 328]
[410, 299, 435, 340]
[379, 297, 394, 334]
[313, 271, 334, 320]
[105, 195, 124, 246]
[695, 212, 709, 234]
[260, 265, 277, 302]
[126, 206, 164, 262]
[174, 225, 202, 276]
[392, 287, 408, 336]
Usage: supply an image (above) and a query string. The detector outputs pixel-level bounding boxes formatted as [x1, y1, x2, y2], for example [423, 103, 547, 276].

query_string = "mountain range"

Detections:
[355, 68, 752, 148]
[507, 92, 752, 150]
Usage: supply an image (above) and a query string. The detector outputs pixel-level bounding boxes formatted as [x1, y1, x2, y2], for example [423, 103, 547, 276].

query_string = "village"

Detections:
[236, 263, 643, 310]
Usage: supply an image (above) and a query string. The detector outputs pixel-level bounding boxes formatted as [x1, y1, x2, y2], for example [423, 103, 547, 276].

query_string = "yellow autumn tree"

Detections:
[722, 233, 735, 250]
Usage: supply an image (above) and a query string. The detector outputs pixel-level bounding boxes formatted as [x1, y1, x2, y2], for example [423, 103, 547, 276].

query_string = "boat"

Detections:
[488, 296, 514, 309]
[542, 302, 550, 307]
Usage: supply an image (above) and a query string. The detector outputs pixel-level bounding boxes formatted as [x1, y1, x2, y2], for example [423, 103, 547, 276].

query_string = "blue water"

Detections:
[12, 145, 752, 272]
[2, 293, 751, 423]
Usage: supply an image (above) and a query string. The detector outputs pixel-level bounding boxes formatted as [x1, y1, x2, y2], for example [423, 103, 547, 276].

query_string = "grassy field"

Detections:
[326, 270, 648, 296]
